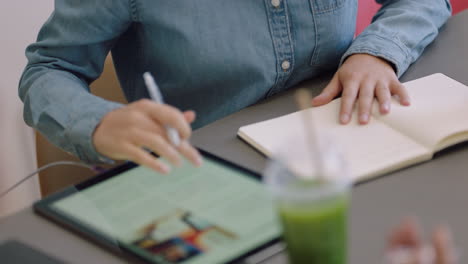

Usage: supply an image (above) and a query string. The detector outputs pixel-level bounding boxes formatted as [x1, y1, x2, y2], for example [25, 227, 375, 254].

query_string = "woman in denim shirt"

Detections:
[19, 0, 451, 172]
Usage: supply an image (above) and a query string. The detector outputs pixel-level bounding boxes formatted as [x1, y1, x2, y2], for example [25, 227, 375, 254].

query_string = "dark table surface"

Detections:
[1, 10, 467, 264]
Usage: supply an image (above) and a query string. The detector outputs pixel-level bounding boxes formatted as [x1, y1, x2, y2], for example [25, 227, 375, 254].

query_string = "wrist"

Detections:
[345, 53, 397, 73]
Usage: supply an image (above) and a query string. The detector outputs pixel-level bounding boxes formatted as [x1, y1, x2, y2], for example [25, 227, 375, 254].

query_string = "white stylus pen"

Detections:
[143, 72, 181, 146]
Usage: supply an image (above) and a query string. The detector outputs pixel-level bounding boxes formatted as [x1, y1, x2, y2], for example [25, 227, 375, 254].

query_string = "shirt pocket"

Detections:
[309, 0, 357, 70]
[310, 0, 347, 14]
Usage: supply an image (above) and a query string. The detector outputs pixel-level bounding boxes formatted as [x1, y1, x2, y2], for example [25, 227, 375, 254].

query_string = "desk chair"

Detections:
[36, 56, 127, 197]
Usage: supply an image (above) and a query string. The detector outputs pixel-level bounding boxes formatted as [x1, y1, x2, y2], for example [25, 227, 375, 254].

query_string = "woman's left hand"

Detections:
[312, 54, 411, 125]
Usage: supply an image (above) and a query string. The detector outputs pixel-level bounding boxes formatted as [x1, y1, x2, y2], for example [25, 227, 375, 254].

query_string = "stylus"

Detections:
[143, 72, 181, 146]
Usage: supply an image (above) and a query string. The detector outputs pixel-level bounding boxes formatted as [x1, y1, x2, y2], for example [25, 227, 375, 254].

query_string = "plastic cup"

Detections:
[264, 141, 351, 264]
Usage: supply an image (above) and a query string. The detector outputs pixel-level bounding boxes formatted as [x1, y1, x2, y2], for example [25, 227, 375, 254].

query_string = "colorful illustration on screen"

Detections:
[131, 209, 237, 263]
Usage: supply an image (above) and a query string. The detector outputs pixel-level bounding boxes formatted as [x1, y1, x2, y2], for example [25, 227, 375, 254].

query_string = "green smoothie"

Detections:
[278, 193, 348, 264]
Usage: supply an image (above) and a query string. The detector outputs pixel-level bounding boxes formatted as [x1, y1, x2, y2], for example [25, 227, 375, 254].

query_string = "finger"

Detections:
[130, 112, 166, 136]
[125, 145, 170, 174]
[339, 80, 359, 124]
[375, 82, 391, 114]
[357, 82, 375, 124]
[138, 100, 192, 139]
[386, 249, 421, 264]
[132, 130, 182, 167]
[153, 104, 191, 139]
[183, 110, 196, 124]
[130, 113, 175, 144]
[390, 81, 411, 106]
[432, 226, 455, 264]
[312, 74, 342, 106]
[178, 140, 203, 167]
[388, 218, 422, 249]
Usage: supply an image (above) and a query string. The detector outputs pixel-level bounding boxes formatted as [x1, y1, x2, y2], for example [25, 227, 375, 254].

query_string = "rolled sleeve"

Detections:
[67, 100, 123, 164]
[19, 0, 132, 164]
[341, 0, 451, 77]
[340, 33, 411, 77]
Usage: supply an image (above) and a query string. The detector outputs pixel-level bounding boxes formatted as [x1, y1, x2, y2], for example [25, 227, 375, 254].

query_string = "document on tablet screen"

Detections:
[50, 158, 280, 264]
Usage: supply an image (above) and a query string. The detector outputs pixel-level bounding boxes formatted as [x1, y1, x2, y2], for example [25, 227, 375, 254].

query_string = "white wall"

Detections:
[0, 1, 53, 218]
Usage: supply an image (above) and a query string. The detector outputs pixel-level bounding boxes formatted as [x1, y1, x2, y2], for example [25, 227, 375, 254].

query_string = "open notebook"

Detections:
[238, 73, 468, 182]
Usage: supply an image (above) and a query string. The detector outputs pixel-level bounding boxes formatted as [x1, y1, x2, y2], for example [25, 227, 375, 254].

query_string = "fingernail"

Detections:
[340, 114, 349, 124]
[195, 155, 203, 167]
[160, 163, 170, 174]
[382, 102, 390, 112]
[360, 114, 369, 123]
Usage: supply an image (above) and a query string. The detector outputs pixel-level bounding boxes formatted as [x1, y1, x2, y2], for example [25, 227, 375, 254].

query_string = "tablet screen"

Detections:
[47, 157, 280, 264]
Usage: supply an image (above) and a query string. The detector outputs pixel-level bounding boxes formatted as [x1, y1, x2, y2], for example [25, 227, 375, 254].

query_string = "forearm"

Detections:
[18, 0, 132, 163]
[342, 0, 452, 76]
[20, 66, 123, 164]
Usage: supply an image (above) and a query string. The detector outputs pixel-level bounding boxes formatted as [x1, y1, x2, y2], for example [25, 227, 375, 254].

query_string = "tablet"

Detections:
[34, 150, 281, 264]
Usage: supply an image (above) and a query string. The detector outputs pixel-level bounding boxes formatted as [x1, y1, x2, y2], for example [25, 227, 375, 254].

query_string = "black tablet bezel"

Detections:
[34, 149, 280, 264]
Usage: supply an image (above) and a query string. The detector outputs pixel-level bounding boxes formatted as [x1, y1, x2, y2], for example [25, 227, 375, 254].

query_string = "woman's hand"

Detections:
[93, 99, 202, 174]
[386, 219, 456, 264]
[312, 54, 411, 125]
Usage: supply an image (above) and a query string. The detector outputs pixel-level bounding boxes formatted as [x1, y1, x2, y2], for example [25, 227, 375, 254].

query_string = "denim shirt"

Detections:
[19, 0, 451, 164]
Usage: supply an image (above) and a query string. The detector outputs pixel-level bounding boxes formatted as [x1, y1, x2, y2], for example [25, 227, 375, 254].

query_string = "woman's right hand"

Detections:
[93, 99, 203, 174]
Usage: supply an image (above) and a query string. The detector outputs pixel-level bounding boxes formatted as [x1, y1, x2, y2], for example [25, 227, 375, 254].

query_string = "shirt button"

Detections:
[271, 0, 281, 8]
[281, 60, 290, 71]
